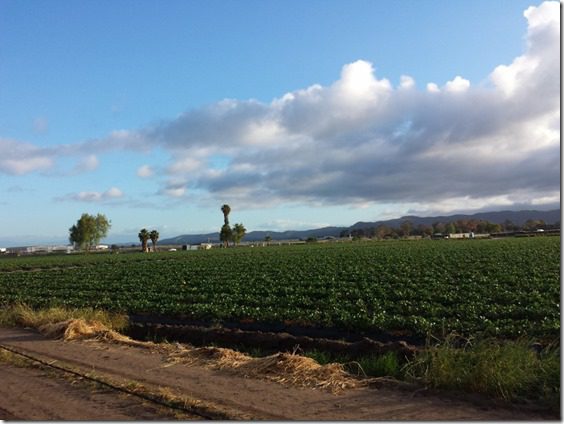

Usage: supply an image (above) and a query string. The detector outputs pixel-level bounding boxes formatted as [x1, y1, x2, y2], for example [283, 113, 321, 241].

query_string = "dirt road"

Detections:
[0, 326, 553, 420]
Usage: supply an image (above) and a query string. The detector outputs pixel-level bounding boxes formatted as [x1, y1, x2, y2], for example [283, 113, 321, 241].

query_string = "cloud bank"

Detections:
[146, 1, 559, 210]
[2, 1, 559, 213]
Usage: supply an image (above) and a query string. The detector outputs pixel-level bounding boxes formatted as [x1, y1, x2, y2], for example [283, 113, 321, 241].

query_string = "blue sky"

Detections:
[0, 0, 559, 245]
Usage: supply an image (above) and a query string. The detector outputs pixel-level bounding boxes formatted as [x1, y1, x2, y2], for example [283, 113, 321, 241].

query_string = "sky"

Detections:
[0, 0, 560, 245]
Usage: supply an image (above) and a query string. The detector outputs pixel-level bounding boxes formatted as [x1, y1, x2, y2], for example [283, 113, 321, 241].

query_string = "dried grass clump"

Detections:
[171, 346, 251, 367]
[38, 318, 150, 349]
[169, 347, 358, 393]
[1, 303, 128, 331]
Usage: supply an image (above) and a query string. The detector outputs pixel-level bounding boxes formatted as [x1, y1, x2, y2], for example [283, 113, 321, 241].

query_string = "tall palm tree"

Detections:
[220, 224, 232, 248]
[149, 230, 159, 252]
[221, 204, 231, 225]
[138, 228, 150, 253]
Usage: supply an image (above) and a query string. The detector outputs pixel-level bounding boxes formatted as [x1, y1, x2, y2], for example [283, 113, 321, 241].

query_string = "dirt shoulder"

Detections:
[0, 326, 554, 420]
[0, 361, 197, 420]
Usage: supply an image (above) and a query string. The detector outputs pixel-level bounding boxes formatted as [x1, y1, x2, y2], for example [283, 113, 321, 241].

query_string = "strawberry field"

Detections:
[0, 237, 559, 339]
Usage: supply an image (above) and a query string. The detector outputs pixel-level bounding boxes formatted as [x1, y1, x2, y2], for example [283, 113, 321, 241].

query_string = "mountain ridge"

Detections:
[159, 208, 561, 245]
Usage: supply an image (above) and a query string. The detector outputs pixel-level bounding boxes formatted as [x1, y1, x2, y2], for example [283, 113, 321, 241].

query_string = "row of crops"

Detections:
[0, 237, 560, 339]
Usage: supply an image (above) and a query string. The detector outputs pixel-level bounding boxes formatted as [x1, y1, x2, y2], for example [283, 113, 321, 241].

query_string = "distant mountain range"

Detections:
[160, 209, 561, 245]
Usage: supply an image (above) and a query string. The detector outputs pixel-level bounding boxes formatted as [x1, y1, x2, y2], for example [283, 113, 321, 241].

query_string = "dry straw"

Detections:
[38, 319, 152, 349]
[169, 347, 359, 393]
[37, 319, 359, 393]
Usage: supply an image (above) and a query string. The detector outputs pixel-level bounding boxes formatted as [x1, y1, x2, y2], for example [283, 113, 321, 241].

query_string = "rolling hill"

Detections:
[159, 208, 560, 245]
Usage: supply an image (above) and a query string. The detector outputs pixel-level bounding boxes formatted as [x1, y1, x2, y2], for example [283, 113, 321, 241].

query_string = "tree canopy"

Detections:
[69, 213, 111, 250]
[149, 230, 160, 251]
[138, 228, 150, 252]
[232, 223, 246, 245]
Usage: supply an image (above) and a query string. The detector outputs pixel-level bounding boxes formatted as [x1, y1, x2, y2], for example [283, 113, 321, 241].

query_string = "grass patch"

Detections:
[0, 303, 128, 331]
[404, 335, 560, 412]
[303, 350, 404, 379]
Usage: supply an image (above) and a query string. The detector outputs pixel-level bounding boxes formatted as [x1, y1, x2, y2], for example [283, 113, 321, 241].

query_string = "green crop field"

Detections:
[0, 237, 559, 339]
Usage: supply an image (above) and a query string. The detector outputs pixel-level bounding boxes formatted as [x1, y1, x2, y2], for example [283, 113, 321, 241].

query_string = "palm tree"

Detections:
[221, 204, 231, 225]
[138, 228, 150, 253]
[220, 224, 232, 248]
[149, 230, 159, 252]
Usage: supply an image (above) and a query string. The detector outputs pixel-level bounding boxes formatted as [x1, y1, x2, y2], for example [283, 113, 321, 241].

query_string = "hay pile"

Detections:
[169, 347, 358, 393]
[38, 319, 150, 348]
[38, 319, 359, 393]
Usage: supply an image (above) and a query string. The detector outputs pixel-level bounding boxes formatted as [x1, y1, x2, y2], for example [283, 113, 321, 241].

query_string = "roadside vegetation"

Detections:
[0, 303, 558, 413]
[0, 303, 128, 331]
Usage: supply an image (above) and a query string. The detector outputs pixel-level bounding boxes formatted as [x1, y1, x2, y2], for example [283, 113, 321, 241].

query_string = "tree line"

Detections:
[68, 211, 557, 251]
[68, 204, 247, 252]
[339, 218, 560, 240]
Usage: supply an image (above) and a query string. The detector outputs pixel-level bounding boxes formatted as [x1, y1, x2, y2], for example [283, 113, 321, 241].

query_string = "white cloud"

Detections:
[4, 2, 559, 215]
[399, 75, 415, 90]
[0, 138, 54, 175]
[426, 83, 440, 93]
[137, 164, 154, 178]
[73, 154, 99, 173]
[167, 157, 201, 174]
[105, 187, 124, 198]
[159, 180, 187, 198]
[134, 3, 558, 211]
[57, 187, 124, 203]
[444, 76, 470, 92]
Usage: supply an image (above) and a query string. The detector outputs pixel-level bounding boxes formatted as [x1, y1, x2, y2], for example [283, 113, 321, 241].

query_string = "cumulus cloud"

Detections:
[444, 76, 470, 92]
[4, 2, 559, 214]
[128, 1, 558, 211]
[56, 187, 124, 203]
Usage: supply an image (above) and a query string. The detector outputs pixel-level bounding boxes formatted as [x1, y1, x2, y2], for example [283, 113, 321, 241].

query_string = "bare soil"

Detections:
[0, 361, 197, 420]
[0, 326, 555, 420]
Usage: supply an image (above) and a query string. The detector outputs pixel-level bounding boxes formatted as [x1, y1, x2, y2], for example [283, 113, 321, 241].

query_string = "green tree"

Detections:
[220, 224, 232, 248]
[400, 220, 413, 237]
[264, 235, 272, 245]
[433, 222, 446, 234]
[232, 223, 246, 245]
[375, 225, 391, 239]
[445, 222, 456, 235]
[138, 228, 150, 252]
[69, 213, 111, 251]
[149, 230, 159, 252]
[485, 222, 502, 233]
